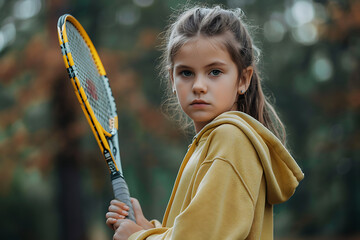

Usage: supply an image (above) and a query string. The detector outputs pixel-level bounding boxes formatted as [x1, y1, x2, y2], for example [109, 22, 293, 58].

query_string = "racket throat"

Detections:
[107, 133, 123, 170]
[104, 149, 122, 180]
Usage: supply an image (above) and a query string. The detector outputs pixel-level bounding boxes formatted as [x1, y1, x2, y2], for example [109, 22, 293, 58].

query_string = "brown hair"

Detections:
[160, 6, 286, 143]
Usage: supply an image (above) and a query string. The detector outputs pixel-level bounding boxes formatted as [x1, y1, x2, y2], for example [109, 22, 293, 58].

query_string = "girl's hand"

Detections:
[106, 199, 129, 230]
[106, 198, 153, 230]
[129, 198, 154, 230]
[113, 219, 143, 240]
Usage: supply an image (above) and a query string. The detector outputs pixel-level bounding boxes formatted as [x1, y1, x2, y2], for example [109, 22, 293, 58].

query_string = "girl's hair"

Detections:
[160, 6, 286, 144]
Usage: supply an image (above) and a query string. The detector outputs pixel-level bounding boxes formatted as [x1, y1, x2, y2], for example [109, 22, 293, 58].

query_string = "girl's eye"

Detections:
[210, 69, 222, 76]
[180, 70, 193, 77]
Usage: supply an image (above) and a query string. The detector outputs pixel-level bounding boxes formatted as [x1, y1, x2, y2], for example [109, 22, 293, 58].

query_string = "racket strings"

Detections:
[65, 21, 113, 133]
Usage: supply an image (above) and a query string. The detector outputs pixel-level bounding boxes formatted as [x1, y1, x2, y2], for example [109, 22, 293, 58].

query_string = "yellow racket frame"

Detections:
[57, 14, 120, 173]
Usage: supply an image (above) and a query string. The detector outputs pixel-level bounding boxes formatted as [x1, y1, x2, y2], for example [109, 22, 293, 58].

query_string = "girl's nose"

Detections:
[192, 75, 207, 94]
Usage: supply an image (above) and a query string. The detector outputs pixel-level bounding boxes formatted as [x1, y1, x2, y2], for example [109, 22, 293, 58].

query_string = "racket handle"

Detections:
[112, 176, 136, 222]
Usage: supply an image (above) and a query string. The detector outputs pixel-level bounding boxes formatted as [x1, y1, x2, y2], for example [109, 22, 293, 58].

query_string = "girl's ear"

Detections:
[169, 69, 176, 91]
[238, 66, 253, 94]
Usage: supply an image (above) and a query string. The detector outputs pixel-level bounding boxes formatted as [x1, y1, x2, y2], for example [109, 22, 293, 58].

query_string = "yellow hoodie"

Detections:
[130, 111, 304, 240]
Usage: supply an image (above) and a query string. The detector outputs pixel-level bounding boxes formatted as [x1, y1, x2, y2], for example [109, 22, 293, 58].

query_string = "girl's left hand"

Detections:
[112, 219, 143, 240]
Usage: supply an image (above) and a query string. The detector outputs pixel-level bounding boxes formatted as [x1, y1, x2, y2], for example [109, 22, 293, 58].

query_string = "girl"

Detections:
[106, 6, 304, 240]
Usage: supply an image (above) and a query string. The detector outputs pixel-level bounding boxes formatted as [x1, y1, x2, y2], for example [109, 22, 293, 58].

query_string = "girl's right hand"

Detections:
[106, 198, 154, 230]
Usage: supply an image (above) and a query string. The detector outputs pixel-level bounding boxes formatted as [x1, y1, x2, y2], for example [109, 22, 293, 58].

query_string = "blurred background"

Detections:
[0, 0, 359, 239]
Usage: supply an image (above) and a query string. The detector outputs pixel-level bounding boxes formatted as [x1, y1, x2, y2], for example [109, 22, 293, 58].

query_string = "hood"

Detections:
[196, 111, 304, 204]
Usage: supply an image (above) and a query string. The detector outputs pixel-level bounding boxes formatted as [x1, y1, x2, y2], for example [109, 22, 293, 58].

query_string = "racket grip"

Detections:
[112, 177, 136, 222]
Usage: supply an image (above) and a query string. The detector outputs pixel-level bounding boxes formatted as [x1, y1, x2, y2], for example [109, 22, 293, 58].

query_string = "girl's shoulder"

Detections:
[199, 123, 260, 162]
[196, 122, 263, 185]
[196, 112, 268, 155]
[205, 122, 253, 145]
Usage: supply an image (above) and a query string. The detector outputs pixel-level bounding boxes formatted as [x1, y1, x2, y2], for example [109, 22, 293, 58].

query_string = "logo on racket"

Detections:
[107, 160, 117, 175]
[109, 117, 115, 131]
[104, 150, 119, 176]
[86, 79, 98, 100]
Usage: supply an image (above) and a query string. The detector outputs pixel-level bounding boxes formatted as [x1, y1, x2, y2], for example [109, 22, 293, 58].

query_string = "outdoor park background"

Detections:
[0, 0, 359, 239]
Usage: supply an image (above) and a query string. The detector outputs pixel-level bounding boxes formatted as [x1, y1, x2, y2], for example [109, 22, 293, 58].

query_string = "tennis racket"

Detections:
[57, 14, 135, 222]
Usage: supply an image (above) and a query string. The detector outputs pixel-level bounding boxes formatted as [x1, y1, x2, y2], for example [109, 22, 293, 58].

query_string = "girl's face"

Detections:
[171, 36, 248, 133]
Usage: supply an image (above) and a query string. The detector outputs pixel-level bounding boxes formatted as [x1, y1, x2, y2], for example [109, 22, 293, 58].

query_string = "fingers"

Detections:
[130, 198, 143, 216]
[108, 205, 129, 217]
[113, 218, 133, 230]
[106, 212, 124, 231]
[130, 198, 144, 221]
[106, 217, 117, 230]
[130, 198, 153, 230]
[108, 200, 130, 217]
[106, 212, 125, 220]
[110, 199, 130, 211]
[113, 219, 144, 240]
[106, 199, 131, 231]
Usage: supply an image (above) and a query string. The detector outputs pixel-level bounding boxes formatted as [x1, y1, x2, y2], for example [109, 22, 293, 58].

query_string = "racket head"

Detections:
[57, 14, 122, 175]
[57, 15, 136, 222]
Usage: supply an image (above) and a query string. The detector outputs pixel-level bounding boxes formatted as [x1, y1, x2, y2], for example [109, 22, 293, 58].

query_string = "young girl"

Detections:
[105, 6, 304, 240]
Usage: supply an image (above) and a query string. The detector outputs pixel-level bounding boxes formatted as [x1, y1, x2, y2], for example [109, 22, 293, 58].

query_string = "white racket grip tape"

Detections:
[112, 177, 136, 222]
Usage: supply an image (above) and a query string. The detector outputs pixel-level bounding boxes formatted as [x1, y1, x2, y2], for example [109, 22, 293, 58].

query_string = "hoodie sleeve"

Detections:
[129, 124, 264, 240]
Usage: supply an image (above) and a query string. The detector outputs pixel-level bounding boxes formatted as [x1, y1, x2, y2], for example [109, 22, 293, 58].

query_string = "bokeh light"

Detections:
[283, 0, 319, 45]
[2, 22, 16, 44]
[0, 32, 5, 52]
[312, 54, 333, 81]
[117, 6, 141, 26]
[13, 0, 42, 20]
[292, 22, 318, 45]
[291, 0, 315, 26]
[264, 18, 287, 42]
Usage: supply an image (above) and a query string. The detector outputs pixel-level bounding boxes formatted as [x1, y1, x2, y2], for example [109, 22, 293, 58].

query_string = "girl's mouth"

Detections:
[191, 99, 208, 104]
[190, 99, 210, 107]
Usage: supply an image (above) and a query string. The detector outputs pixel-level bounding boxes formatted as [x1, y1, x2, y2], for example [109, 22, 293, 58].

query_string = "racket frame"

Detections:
[57, 15, 123, 179]
[57, 14, 135, 222]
